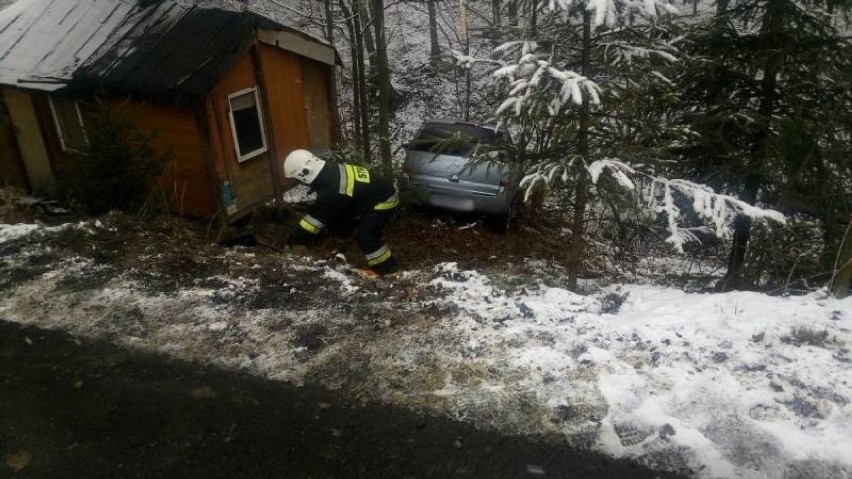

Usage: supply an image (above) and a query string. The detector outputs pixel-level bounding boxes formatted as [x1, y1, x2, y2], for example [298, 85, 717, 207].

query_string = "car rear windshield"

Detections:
[407, 123, 504, 156]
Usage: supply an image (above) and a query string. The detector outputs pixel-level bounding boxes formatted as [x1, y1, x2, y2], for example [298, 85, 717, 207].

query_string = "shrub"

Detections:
[63, 99, 169, 215]
[781, 326, 831, 348]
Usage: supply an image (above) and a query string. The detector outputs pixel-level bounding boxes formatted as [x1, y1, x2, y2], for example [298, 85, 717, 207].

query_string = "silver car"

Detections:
[400, 119, 521, 231]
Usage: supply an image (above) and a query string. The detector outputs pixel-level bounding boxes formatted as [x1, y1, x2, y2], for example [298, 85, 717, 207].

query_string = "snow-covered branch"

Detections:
[600, 41, 678, 64]
[521, 158, 787, 253]
[481, 43, 603, 117]
[451, 49, 504, 70]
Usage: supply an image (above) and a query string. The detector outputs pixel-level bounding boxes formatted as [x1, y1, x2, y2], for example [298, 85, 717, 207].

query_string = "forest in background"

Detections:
[251, 0, 851, 297]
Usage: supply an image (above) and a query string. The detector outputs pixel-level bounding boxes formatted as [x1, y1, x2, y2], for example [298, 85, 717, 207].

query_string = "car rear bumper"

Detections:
[401, 176, 515, 216]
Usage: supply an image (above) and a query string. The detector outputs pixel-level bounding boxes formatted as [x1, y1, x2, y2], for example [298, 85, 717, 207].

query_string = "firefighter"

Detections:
[283, 149, 400, 276]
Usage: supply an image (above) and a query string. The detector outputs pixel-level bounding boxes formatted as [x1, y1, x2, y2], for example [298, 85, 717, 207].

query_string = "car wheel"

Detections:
[486, 196, 518, 233]
[486, 214, 511, 233]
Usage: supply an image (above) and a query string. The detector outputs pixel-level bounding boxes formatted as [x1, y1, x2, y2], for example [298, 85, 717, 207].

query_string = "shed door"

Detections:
[300, 59, 332, 153]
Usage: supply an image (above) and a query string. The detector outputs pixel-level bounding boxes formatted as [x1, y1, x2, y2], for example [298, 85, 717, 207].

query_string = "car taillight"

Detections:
[499, 179, 509, 187]
[402, 164, 411, 175]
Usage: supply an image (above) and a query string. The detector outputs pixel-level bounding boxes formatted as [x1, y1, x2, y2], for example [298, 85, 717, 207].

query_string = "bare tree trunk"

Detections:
[508, 0, 518, 26]
[491, 0, 501, 26]
[527, 0, 537, 37]
[323, 0, 342, 145]
[428, 0, 441, 68]
[830, 220, 852, 298]
[323, 0, 335, 50]
[460, 0, 471, 121]
[361, 0, 379, 103]
[567, 10, 592, 289]
[338, 0, 362, 149]
[723, 176, 759, 289]
[361, 2, 377, 62]
[372, 0, 393, 175]
[352, 0, 372, 159]
[721, 1, 783, 290]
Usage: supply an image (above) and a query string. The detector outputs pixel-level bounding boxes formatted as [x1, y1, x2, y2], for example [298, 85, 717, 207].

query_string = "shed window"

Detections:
[227, 87, 268, 162]
[49, 97, 87, 152]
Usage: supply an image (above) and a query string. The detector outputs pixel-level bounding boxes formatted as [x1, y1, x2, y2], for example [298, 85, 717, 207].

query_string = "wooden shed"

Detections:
[0, 0, 338, 220]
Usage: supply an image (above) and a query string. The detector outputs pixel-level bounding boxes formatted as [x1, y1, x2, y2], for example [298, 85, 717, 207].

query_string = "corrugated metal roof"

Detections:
[0, 0, 136, 91]
[0, 0, 335, 101]
[78, 3, 270, 101]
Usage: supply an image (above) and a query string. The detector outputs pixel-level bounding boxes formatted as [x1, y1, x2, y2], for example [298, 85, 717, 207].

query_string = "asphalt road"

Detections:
[0, 319, 685, 478]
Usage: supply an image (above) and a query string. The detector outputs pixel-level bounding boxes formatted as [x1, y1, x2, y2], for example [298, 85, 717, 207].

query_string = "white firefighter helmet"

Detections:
[284, 149, 326, 184]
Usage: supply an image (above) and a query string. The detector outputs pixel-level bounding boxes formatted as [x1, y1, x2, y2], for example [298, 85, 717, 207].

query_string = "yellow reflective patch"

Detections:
[374, 194, 399, 211]
[343, 164, 356, 196]
[367, 249, 392, 266]
[352, 165, 370, 183]
[299, 218, 320, 234]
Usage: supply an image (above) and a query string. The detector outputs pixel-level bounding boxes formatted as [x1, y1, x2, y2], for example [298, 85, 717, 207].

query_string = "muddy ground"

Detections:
[1, 319, 687, 478]
[0, 204, 709, 478]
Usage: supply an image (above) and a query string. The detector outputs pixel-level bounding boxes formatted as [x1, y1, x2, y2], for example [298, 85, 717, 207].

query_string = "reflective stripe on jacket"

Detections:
[298, 162, 397, 235]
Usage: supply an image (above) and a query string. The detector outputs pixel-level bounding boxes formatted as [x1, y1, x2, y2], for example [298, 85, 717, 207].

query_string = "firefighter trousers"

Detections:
[355, 209, 396, 271]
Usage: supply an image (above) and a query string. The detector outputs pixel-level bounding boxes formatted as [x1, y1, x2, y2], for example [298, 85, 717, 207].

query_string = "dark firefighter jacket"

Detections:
[292, 162, 398, 240]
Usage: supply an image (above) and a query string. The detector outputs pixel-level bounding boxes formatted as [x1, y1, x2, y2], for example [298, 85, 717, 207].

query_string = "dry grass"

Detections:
[781, 326, 833, 348]
[248, 203, 576, 271]
[0, 186, 33, 224]
[1, 190, 582, 279]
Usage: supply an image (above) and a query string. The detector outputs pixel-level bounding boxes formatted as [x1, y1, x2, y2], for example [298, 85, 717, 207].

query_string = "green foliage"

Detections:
[63, 99, 169, 215]
[677, 0, 852, 194]
[483, 15, 686, 211]
[740, 218, 827, 291]
[781, 326, 832, 348]
[670, 0, 852, 287]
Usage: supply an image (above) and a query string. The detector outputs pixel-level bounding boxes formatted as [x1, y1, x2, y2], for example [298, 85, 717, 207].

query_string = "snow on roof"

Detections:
[0, 0, 136, 91]
[0, 0, 337, 97]
[79, 3, 269, 100]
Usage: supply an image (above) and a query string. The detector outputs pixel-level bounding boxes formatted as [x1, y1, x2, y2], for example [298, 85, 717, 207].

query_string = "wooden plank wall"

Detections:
[258, 43, 311, 191]
[300, 58, 333, 153]
[206, 50, 276, 218]
[108, 99, 215, 218]
[2, 88, 215, 217]
[2, 88, 55, 195]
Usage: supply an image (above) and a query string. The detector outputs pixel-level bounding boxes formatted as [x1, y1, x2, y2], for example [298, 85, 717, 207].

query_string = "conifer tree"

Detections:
[677, 0, 852, 290]
[460, 0, 684, 286]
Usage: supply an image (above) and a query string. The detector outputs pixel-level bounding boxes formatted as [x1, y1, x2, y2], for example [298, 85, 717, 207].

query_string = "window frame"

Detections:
[48, 97, 88, 152]
[227, 87, 269, 163]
